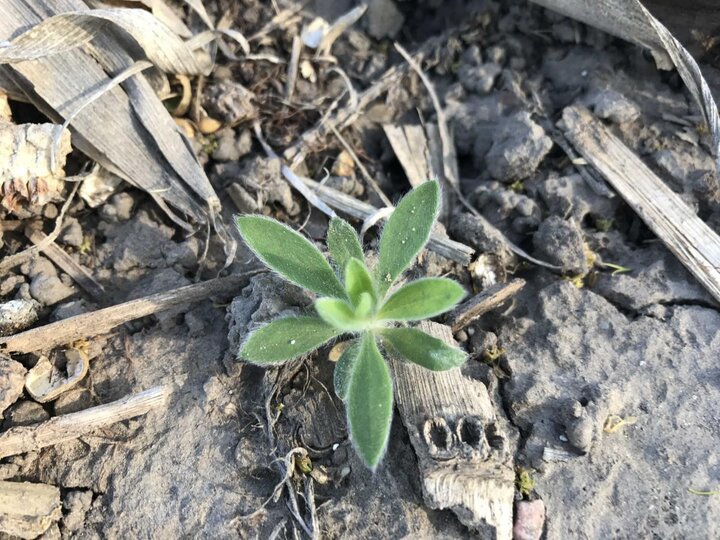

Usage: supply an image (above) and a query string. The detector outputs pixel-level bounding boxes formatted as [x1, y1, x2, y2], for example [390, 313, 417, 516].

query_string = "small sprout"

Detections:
[515, 467, 535, 497]
[235, 181, 467, 469]
[297, 455, 313, 474]
[602, 262, 632, 276]
[603, 414, 637, 434]
[509, 179, 525, 193]
[688, 487, 720, 496]
[482, 345, 505, 362]
[565, 275, 586, 289]
[594, 218, 614, 232]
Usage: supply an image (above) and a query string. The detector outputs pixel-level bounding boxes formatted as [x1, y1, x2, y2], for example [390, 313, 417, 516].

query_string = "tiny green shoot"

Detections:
[234, 181, 467, 469]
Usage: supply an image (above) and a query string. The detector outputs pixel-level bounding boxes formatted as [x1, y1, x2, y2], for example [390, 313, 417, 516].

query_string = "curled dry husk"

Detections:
[24, 349, 89, 403]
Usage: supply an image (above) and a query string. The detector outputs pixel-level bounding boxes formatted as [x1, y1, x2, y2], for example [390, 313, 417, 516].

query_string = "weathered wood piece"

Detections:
[0, 273, 253, 353]
[562, 106, 720, 304]
[383, 124, 439, 188]
[449, 279, 525, 332]
[0, 385, 168, 459]
[302, 178, 475, 264]
[0, 481, 62, 539]
[391, 321, 514, 539]
[25, 229, 105, 300]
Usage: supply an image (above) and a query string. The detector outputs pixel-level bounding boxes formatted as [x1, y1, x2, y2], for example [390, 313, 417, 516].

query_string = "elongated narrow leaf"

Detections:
[380, 327, 466, 371]
[315, 298, 365, 331]
[236, 215, 346, 298]
[377, 278, 466, 321]
[345, 258, 376, 306]
[240, 316, 342, 364]
[347, 333, 393, 469]
[376, 182, 440, 296]
[334, 340, 360, 400]
[327, 217, 364, 273]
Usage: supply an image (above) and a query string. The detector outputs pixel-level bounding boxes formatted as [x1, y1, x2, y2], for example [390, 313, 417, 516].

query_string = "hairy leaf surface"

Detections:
[315, 298, 366, 331]
[327, 217, 364, 273]
[236, 215, 345, 298]
[380, 327, 466, 371]
[334, 340, 360, 400]
[377, 278, 465, 321]
[347, 332, 393, 469]
[240, 316, 342, 364]
[345, 258, 376, 307]
[376, 181, 440, 296]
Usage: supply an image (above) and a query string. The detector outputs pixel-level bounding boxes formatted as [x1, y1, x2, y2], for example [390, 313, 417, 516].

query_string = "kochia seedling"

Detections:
[235, 181, 467, 469]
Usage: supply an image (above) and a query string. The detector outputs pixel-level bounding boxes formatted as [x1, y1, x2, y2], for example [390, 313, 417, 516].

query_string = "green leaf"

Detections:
[235, 215, 346, 298]
[376, 181, 440, 296]
[347, 332, 393, 469]
[327, 217, 364, 273]
[345, 258, 376, 307]
[315, 298, 366, 331]
[380, 327, 466, 371]
[334, 340, 360, 400]
[240, 316, 342, 364]
[355, 292, 374, 319]
[377, 278, 466, 321]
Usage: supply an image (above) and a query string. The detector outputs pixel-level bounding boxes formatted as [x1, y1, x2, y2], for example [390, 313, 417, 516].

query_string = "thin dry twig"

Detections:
[253, 121, 336, 218]
[24, 229, 105, 300]
[0, 181, 80, 276]
[449, 279, 526, 332]
[285, 35, 302, 102]
[0, 386, 169, 459]
[328, 124, 392, 207]
[0, 273, 259, 353]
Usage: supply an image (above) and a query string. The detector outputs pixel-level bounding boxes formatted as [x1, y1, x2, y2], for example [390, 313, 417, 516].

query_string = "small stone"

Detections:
[566, 415, 594, 453]
[43, 204, 59, 219]
[461, 45, 482, 66]
[100, 192, 134, 222]
[0, 299, 39, 336]
[29, 273, 75, 307]
[4, 399, 50, 427]
[212, 128, 247, 162]
[203, 80, 256, 125]
[486, 45, 506, 65]
[0, 274, 26, 297]
[184, 309, 206, 337]
[62, 490, 93, 532]
[366, 0, 404, 39]
[484, 113, 553, 181]
[514, 499, 546, 540]
[59, 218, 83, 248]
[51, 300, 92, 322]
[53, 389, 92, 416]
[533, 216, 588, 275]
[593, 89, 641, 124]
[0, 357, 26, 419]
[459, 63, 502, 94]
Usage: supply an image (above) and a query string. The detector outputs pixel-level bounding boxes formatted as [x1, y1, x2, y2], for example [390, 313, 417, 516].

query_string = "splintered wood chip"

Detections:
[0, 122, 71, 214]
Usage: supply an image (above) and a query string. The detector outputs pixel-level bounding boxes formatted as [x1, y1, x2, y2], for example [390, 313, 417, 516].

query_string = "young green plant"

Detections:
[235, 181, 467, 469]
